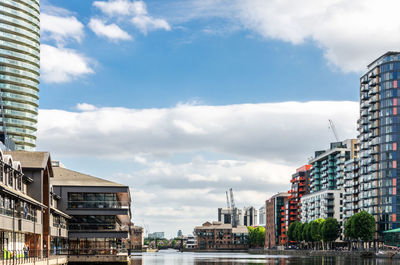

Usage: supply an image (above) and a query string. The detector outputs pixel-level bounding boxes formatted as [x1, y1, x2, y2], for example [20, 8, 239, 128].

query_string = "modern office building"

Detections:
[218, 207, 242, 225]
[258, 205, 266, 227]
[0, 0, 40, 151]
[194, 221, 249, 250]
[309, 139, 357, 192]
[358, 52, 400, 234]
[51, 162, 132, 263]
[186, 234, 196, 249]
[241, 206, 258, 226]
[265, 192, 288, 248]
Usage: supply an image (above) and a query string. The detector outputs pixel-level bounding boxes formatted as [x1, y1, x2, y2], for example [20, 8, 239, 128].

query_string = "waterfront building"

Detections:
[186, 234, 196, 249]
[5, 151, 69, 258]
[258, 205, 266, 227]
[265, 192, 288, 248]
[280, 165, 311, 244]
[357, 52, 400, 235]
[309, 139, 357, 193]
[343, 158, 361, 219]
[194, 221, 249, 250]
[131, 225, 143, 251]
[0, 0, 40, 151]
[51, 162, 132, 263]
[300, 189, 343, 224]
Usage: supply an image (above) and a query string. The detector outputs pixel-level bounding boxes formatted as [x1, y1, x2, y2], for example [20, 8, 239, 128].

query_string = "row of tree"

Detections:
[287, 211, 376, 250]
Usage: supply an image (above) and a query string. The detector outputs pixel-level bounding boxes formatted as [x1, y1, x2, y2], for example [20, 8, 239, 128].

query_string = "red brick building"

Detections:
[280, 165, 311, 245]
[194, 221, 249, 250]
[265, 192, 289, 248]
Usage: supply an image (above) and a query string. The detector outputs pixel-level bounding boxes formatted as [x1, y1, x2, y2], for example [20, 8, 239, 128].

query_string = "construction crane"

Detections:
[328, 119, 340, 142]
[229, 188, 239, 228]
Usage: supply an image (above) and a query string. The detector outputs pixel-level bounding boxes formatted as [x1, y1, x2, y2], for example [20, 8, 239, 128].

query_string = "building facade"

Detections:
[241, 206, 258, 226]
[0, 0, 40, 151]
[131, 225, 143, 251]
[194, 221, 248, 250]
[300, 189, 343, 224]
[343, 158, 361, 219]
[281, 165, 311, 244]
[309, 139, 357, 193]
[258, 205, 266, 227]
[265, 192, 288, 248]
[358, 52, 400, 235]
[51, 163, 132, 262]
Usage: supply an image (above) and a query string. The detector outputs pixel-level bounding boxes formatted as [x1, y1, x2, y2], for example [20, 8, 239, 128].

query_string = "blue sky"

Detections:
[36, 0, 400, 237]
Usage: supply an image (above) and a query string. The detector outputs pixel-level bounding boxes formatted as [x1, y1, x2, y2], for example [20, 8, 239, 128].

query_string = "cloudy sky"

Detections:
[36, 0, 399, 237]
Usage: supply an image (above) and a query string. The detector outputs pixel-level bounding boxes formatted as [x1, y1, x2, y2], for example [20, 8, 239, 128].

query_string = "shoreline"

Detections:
[249, 249, 397, 259]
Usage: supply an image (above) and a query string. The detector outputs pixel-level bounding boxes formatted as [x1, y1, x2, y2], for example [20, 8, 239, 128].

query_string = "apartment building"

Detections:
[358, 52, 400, 235]
[265, 192, 288, 248]
[300, 189, 343, 223]
[343, 158, 361, 219]
[258, 205, 266, 227]
[280, 165, 311, 244]
[131, 225, 143, 251]
[194, 221, 249, 250]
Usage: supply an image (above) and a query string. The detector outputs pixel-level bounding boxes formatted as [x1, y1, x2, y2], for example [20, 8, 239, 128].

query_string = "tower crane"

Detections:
[328, 119, 340, 142]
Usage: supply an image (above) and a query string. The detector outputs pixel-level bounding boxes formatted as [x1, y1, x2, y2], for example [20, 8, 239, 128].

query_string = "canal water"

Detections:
[131, 249, 400, 265]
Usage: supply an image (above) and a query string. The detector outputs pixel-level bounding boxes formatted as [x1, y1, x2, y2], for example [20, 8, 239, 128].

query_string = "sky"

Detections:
[35, 0, 400, 238]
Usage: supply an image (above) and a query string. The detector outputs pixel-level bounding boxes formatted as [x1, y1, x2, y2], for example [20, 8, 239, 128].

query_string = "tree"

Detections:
[255, 226, 266, 247]
[294, 222, 305, 242]
[287, 221, 300, 242]
[247, 226, 265, 248]
[352, 211, 376, 245]
[302, 222, 313, 243]
[310, 218, 324, 242]
[344, 215, 355, 240]
[321, 218, 340, 249]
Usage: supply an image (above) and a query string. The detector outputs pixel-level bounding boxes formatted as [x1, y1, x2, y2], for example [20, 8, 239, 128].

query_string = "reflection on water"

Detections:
[130, 249, 400, 265]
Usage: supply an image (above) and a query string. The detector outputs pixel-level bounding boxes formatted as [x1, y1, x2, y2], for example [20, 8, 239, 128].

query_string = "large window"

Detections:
[68, 215, 119, 231]
[67, 193, 120, 209]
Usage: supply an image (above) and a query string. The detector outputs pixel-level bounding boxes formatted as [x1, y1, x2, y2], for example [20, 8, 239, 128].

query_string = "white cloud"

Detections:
[88, 18, 132, 41]
[38, 101, 359, 237]
[76, 103, 98, 111]
[169, 0, 400, 72]
[131, 15, 171, 34]
[37, 101, 358, 163]
[93, 0, 171, 34]
[41, 13, 84, 45]
[40, 45, 94, 83]
[93, 0, 146, 16]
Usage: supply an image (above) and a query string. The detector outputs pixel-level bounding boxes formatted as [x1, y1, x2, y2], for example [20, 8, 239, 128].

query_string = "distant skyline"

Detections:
[36, 0, 400, 237]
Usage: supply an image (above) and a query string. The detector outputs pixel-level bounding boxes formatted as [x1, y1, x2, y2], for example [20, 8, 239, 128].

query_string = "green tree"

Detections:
[294, 222, 305, 242]
[287, 221, 300, 241]
[302, 222, 313, 242]
[310, 218, 324, 242]
[344, 215, 355, 240]
[247, 226, 265, 248]
[352, 211, 376, 242]
[321, 218, 340, 248]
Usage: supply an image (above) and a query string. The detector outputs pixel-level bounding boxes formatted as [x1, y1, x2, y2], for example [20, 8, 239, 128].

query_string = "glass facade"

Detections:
[67, 193, 122, 209]
[359, 52, 400, 234]
[0, 0, 40, 150]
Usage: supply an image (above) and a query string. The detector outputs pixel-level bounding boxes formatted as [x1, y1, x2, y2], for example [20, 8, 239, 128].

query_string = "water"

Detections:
[130, 249, 400, 265]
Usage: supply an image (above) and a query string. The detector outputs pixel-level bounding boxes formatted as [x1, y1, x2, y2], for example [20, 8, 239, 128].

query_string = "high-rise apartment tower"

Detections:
[358, 52, 400, 234]
[0, 0, 40, 150]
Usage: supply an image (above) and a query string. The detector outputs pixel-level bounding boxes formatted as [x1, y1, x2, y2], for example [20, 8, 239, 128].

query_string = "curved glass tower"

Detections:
[0, 0, 40, 151]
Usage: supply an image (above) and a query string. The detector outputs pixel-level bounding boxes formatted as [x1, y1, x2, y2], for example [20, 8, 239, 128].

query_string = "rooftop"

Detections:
[51, 166, 126, 187]
[4, 151, 50, 169]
